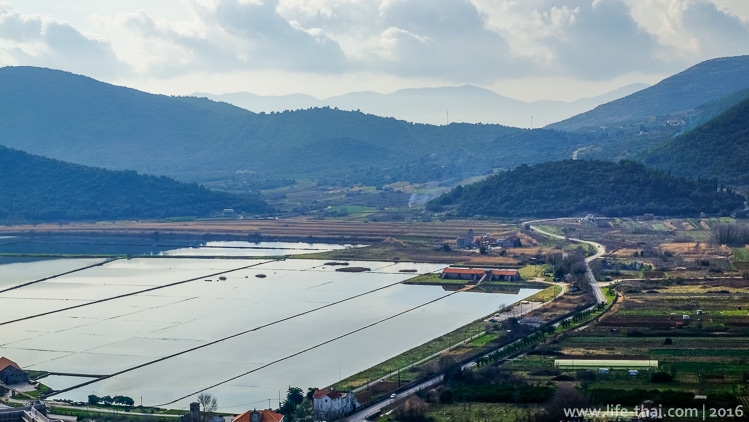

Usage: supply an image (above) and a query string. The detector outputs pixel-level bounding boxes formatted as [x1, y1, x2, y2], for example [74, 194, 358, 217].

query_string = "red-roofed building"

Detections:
[440, 267, 521, 282]
[232, 409, 284, 422]
[312, 388, 358, 421]
[0, 357, 28, 385]
[489, 269, 520, 281]
[440, 267, 487, 281]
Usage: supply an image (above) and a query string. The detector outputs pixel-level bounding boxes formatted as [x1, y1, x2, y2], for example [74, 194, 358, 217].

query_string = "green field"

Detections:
[733, 247, 749, 263]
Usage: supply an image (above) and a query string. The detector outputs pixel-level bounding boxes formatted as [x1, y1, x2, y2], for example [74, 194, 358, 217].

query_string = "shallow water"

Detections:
[0, 241, 538, 413]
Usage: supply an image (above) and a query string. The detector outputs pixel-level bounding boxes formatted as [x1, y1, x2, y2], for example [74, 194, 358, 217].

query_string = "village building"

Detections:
[440, 267, 521, 282]
[496, 235, 522, 249]
[312, 388, 359, 421]
[0, 357, 29, 386]
[0, 402, 61, 422]
[440, 267, 487, 282]
[456, 229, 475, 249]
[232, 409, 284, 422]
[488, 269, 521, 281]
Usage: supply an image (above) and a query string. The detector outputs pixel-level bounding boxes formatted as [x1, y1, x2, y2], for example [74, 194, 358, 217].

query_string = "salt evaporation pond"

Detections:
[0, 240, 539, 413]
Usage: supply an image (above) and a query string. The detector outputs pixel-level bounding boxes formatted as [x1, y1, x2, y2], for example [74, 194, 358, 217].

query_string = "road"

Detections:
[346, 376, 444, 422]
[526, 220, 607, 303]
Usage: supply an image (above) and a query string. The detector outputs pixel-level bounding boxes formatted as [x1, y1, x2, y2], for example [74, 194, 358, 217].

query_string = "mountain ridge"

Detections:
[548, 55, 749, 131]
[0, 145, 269, 221]
[195, 83, 648, 128]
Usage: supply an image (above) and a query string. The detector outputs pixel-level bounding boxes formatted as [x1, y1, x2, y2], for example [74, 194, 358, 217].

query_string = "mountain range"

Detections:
[2, 55, 749, 221]
[196, 83, 648, 129]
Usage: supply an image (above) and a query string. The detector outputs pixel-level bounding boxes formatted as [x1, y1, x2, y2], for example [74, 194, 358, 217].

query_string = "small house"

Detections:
[489, 269, 520, 281]
[598, 368, 609, 374]
[497, 236, 522, 249]
[233, 409, 284, 422]
[440, 267, 487, 282]
[0, 357, 29, 386]
[312, 388, 359, 421]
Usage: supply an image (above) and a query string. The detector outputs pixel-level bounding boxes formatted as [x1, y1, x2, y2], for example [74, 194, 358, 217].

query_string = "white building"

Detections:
[312, 388, 359, 421]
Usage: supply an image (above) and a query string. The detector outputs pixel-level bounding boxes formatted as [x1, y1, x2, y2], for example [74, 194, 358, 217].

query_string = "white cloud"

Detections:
[0, 6, 126, 77]
[1, 0, 749, 100]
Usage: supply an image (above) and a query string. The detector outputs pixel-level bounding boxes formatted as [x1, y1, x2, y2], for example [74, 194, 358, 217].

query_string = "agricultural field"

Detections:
[504, 277, 749, 415]
[542, 217, 747, 281]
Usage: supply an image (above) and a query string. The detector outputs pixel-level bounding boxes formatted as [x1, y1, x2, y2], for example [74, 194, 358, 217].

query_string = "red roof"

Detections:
[442, 268, 486, 275]
[0, 357, 21, 371]
[490, 270, 519, 276]
[233, 409, 284, 422]
[312, 388, 343, 400]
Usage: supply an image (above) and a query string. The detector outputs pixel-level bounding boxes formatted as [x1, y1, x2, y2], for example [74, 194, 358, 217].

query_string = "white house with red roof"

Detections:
[312, 388, 358, 421]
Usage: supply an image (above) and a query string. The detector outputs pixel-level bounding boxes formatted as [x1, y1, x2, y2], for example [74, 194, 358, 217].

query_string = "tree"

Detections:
[541, 384, 590, 421]
[280, 386, 306, 417]
[197, 393, 218, 422]
[88, 394, 100, 405]
[393, 396, 428, 422]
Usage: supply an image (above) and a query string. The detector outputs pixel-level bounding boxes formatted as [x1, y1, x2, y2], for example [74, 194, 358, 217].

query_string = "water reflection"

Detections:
[0, 239, 538, 413]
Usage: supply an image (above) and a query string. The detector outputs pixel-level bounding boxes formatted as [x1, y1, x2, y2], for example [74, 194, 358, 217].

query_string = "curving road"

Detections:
[526, 220, 606, 303]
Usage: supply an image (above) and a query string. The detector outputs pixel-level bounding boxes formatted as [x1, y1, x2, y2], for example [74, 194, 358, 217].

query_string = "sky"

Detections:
[1, 0, 749, 102]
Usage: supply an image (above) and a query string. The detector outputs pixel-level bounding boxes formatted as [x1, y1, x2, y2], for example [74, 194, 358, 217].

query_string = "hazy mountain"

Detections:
[427, 160, 745, 218]
[197, 83, 647, 128]
[0, 146, 269, 222]
[548, 55, 749, 132]
[638, 97, 749, 185]
[0, 66, 587, 187]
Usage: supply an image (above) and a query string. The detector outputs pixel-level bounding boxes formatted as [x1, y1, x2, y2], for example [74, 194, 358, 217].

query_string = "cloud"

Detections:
[622, 0, 749, 62]
[473, 0, 667, 79]
[113, 0, 347, 76]
[0, 6, 126, 78]
[680, 1, 749, 57]
[2, 0, 749, 92]
[550, 0, 663, 79]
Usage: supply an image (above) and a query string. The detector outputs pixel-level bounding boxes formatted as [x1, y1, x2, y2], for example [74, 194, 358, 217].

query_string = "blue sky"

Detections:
[1, 0, 749, 101]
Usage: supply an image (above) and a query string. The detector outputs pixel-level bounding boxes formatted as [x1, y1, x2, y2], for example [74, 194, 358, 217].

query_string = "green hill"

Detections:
[548, 55, 749, 132]
[426, 160, 744, 218]
[0, 66, 584, 187]
[0, 146, 269, 222]
[638, 97, 749, 185]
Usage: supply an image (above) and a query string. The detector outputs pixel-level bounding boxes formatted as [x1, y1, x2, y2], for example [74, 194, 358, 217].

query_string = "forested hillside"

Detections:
[427, 160, 744, 218]
[0, 146, 268, 221]
[549, 55, 749, 131]
[639, 97, 749, 185]
[0, 67, 584, 187]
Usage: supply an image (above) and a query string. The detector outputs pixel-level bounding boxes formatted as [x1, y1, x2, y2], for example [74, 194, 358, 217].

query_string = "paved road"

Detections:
[346, 376, 444, 422]
[527, 221, 607, 303]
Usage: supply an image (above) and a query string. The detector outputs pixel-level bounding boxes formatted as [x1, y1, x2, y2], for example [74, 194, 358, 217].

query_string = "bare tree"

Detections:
[197, 393, 218, 422]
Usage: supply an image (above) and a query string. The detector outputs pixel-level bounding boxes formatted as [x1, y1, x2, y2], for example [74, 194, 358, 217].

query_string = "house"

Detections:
[0, 357, 29, 385]
[232, 409, 284, 422]
[488, 269, 520, 282]
[440, 268, 521, 283]
[456, 229, 475, 249]
[0, 402, 61, 422]
[440, 267, 487, 282]
[497, 236, 522, 249]
[312, 388, 359, 421]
